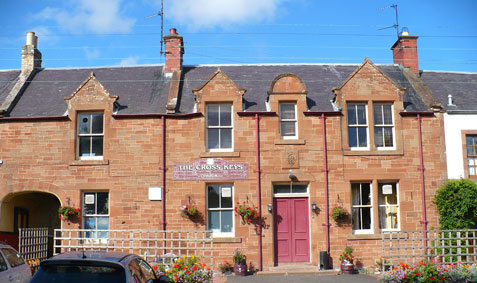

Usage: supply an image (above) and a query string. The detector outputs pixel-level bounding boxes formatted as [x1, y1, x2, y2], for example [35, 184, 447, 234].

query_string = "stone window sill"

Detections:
[347, 234, 382, 241]
[274, 139, 306, 145]
[200, 152, 240, 158]
[343, 148, 403, 156]
[69, 159, 109, 166]
[213, 237, 242, 243]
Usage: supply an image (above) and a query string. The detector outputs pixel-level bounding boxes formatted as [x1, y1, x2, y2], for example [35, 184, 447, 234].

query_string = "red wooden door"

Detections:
[274, 198, 310, 263]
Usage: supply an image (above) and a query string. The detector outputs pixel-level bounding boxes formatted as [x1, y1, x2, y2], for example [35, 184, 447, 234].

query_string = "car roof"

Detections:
[0, 243, 16, 250]
[48, 251, 135, 263]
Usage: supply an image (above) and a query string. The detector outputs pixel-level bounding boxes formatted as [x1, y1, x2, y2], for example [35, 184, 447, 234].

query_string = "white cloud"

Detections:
[84, 48, 101, 60]
[166, 0, 287, 29]
[34, 0, 135, 34]
[118, 56, 140, 66]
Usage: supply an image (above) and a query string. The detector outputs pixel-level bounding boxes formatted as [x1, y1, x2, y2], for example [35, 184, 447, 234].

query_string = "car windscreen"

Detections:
[31, 263, 126, 283]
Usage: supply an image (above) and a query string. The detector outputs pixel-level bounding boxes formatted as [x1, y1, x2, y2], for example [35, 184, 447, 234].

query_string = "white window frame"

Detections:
[207, 184, 234, 237]
[77, 112, 104, 160]
[466, 135, 477, 177]
[347, 103, 369, 150]
[279, 103, 298, 140]
[378, 182, 400, 231]
[82, 192, 109, 241]
[374, 103, 396, 150]
[351, 182, 373, 234]
[206, 104, 233, 152]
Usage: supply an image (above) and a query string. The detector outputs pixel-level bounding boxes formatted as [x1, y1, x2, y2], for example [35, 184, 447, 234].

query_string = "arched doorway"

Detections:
[0, 191, 61, 257]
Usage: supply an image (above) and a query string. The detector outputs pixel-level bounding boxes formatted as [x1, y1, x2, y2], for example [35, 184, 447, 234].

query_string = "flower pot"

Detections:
[340, 260, 354, 275]
[234, 262, 247, 276]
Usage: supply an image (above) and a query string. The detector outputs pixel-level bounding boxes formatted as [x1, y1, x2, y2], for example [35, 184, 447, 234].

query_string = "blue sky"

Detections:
[0, 0, 476, 72]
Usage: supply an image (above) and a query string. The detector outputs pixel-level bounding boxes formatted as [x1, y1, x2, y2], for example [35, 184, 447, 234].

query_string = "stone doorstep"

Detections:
[257, 264, 338, 276]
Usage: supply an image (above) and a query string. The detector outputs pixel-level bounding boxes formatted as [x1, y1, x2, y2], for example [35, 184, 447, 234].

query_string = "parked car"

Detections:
[0, 243, 32, 283]
[30, 250, 169, 283]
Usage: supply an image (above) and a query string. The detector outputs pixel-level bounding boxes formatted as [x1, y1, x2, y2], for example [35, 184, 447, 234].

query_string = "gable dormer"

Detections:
[333, 58, 406, 155]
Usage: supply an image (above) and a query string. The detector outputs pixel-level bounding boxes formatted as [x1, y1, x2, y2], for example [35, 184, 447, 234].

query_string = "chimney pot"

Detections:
[170, 28, 177, 35]
[26, 31, 35, 46]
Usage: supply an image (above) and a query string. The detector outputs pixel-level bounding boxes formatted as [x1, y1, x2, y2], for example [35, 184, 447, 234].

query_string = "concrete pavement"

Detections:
[221, 274, 379, 283]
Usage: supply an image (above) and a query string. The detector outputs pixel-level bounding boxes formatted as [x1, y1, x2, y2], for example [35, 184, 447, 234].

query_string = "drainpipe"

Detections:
[417, 114, 428, 246]
[254, 114, 263, 271]
[320, 114, 331, 256]
[161, 116, 167, 231]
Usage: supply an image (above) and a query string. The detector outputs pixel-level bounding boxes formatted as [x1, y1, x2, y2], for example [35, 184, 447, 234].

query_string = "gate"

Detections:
[18, 228, 49, 268]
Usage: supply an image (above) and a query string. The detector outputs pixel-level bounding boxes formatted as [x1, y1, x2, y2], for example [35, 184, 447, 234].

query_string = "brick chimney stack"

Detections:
[21, 31, 42, 73]
[163, 28, 184, 74]
[391, 29, 419, 73]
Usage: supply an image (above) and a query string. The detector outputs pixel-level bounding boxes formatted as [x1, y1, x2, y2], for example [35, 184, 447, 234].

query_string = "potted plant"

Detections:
[339, 246, 355, 274]
[234, 202, 260, 225]
[233, 249, 247, 276]
[331, 206, 349, 222]
[58, 206, 80, 222]
[218, 260, 233, 275]
[181, 203, 198, 217]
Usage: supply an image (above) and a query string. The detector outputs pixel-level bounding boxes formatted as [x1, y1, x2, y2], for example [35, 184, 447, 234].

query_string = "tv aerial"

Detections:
[146, 0, 164, 55]
[377, 4, 400, 38]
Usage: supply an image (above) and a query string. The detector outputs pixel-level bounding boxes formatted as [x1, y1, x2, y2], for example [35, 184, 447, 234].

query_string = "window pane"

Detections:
[274, 185, 291, 194]
[207, 105, 219, 126]
[468, 146, 474, 156]
[358, 127, 367, 147]
[207, 129, 219, 149]
[91, 114, 103, 134]
[384, 127, 393, 147]
[97, 192, 109, 215]
[375, 127, 383, 147]
[292, 184, 308, 193]
[220, 105, 232, 126]
[466, 136, 475, 147]
[361, 207, 371, 229]
[79, 137, 91, 156]
[469, 166, 476, 176]
[208, 211, 220, 231]
[351, 184, 360, 205]
[383, 105, 393, 124]
[379, 206, 398, 229]
[361, 184, 371, 205]
[221, 211, 233, 232]
[220, 128, 232, 149]
[84, 216, 96, 229]
[357, 104, 367, 125]
[281, 121, 296, 136]
[97, 217, 109, 230]
[468, 158, 475, 166]
[347, 106, 356, 125]
[208, 186, 220, 208]
[221, 187, 232, 208]
[1, 248, 25, 268]
[0, 253, 7, 272]
[83, 194, 95, 215]
[374, 104, 383, 124]
[92, 137, 103, 156]
[348, 127, 357, 147]
[280, 104, 295, 120]
[78, 113, 91, 134]
[378, 184, 397, 205]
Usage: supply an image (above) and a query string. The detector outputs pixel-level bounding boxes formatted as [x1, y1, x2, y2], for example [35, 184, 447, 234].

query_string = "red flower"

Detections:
[416, 272, 420, 276]
[430, 277, 435, 280]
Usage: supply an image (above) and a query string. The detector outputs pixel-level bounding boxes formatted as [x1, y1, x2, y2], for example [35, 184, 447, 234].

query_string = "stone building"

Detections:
[0, 28, 465, 270]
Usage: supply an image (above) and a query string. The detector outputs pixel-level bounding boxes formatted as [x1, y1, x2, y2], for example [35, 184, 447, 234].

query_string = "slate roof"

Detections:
[3, 63, 434, 117]
[420, 71, 477, 111]
[0, 70, 21, 106]
[8, 66, 168, 117]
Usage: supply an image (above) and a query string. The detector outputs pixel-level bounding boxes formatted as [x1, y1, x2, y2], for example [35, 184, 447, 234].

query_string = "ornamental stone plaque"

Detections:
[173, 158, 248, 180]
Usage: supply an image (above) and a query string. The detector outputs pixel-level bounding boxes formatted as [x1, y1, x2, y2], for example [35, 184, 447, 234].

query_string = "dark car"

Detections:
[31, 250, 169, 283]
[0, 243, 31, 283]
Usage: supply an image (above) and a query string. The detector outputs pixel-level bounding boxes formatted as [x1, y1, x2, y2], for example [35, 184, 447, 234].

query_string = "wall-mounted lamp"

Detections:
[268, 204, 273, 214]
[312, 202, 319, 214]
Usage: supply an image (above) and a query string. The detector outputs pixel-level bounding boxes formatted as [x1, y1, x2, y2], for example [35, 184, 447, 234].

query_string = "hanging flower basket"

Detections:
[58, 206, 80, 222]
[234, 202, 260, 225]
[181, 203, 198, 217]
[331, 206, 349, 222]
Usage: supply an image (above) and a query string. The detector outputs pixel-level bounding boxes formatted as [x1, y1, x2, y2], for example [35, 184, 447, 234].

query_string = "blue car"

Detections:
[0, 243, 31, 283]
[31, 250, 169, 283]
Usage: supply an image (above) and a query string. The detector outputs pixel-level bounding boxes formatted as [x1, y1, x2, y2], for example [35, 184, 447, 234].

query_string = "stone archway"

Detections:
[0, 191, 61, 256]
